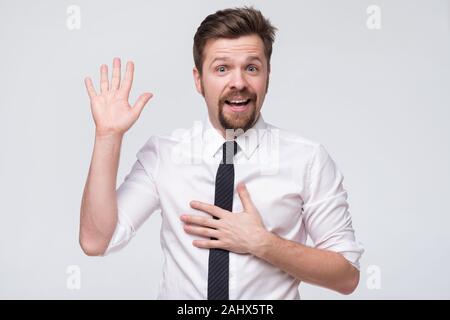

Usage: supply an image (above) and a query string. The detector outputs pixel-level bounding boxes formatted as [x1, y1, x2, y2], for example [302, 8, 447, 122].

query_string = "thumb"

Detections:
[237, 182, 254, 213]
[132, 92, 153, 117]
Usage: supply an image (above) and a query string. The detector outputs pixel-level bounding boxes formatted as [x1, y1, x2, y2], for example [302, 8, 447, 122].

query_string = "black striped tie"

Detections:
[207, 140, 237, 300]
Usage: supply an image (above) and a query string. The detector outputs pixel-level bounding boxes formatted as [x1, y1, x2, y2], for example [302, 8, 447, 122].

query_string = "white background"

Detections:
[0, 0, 449, 299]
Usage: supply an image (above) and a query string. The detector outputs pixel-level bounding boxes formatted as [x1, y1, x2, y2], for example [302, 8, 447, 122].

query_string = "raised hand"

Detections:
[84, 57, 153, 137]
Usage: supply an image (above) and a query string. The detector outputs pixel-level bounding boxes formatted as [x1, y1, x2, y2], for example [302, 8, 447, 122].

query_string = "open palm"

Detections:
[84, 58, 153, 136]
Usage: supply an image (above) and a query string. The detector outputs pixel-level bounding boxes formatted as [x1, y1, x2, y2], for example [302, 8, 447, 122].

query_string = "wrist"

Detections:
[250, 230, 276, 259]
[95, 130, 124, 140]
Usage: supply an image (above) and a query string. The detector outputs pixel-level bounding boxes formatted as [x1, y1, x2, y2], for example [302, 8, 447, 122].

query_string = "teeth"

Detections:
[229, 99, 247, 104]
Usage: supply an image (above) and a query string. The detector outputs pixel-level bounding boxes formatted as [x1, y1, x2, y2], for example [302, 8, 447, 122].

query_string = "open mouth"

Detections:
[224, 98, 251, 108]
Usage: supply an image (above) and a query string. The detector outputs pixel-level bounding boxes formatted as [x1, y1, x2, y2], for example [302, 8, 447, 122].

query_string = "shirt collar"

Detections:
[202, 113, 268, 159]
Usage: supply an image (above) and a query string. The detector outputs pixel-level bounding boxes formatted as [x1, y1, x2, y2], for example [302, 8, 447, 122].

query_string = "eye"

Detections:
[247, 65, 258, 72]
[216, 66, 227, 73]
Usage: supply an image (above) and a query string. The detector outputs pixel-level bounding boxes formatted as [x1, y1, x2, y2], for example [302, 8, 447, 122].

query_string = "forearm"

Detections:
[252, 232, 360, 295]
[79, 132, 123, 255]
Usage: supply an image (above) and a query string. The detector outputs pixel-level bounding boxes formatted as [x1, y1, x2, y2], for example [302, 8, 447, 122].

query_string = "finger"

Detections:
[237, 182, 254, 212]
[100, 64, 109, 93]
[84, 77, 97, 99]
[192, 239, 223, 249]
[110, 57, 121, 90]
[190, 201, 226, 219]
[132, 92, 153, 117]
[120, 61, 134, 97]
[180, 215, 220, 229]
[183, 224, 220, 239]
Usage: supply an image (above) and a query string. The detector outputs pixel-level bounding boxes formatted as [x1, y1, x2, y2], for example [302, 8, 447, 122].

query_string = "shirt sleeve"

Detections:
[101, 136, 161, 256]
[301, 144, 364, 270]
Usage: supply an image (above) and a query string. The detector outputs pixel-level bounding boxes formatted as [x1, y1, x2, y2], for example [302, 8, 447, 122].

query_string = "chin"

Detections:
[220, 106, 257, 132]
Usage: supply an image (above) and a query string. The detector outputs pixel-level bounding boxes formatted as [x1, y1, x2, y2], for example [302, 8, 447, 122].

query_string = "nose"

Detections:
[228, 70, 248, 91]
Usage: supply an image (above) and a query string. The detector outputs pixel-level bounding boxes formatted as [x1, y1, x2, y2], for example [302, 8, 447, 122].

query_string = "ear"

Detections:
[193, 67, 204, 96]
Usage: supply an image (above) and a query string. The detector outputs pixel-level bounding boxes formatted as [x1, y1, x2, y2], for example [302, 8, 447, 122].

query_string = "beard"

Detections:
[218, 103, 257, 133]
[217, 89, 258, 133]
[200, 77, 268, 134]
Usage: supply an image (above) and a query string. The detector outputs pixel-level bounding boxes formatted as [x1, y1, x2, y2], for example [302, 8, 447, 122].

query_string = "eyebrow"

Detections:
[209, 55, 263, 67]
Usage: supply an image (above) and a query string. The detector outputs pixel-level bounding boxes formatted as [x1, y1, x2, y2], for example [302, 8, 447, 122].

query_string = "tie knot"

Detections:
[222, 140, 237, 164]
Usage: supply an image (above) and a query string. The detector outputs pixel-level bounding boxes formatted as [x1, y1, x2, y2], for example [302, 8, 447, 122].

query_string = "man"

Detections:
[80, 6, 364, 299]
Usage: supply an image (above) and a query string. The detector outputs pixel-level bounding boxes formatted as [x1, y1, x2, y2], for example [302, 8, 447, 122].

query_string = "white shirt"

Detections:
[103, 113, 364, 299]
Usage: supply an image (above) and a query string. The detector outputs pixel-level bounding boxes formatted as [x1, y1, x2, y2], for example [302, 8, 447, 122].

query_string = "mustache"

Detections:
[219, 90, 257, 105]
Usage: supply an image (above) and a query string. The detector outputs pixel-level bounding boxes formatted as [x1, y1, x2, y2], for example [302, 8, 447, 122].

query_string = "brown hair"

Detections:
[193, 6, 277, 75]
